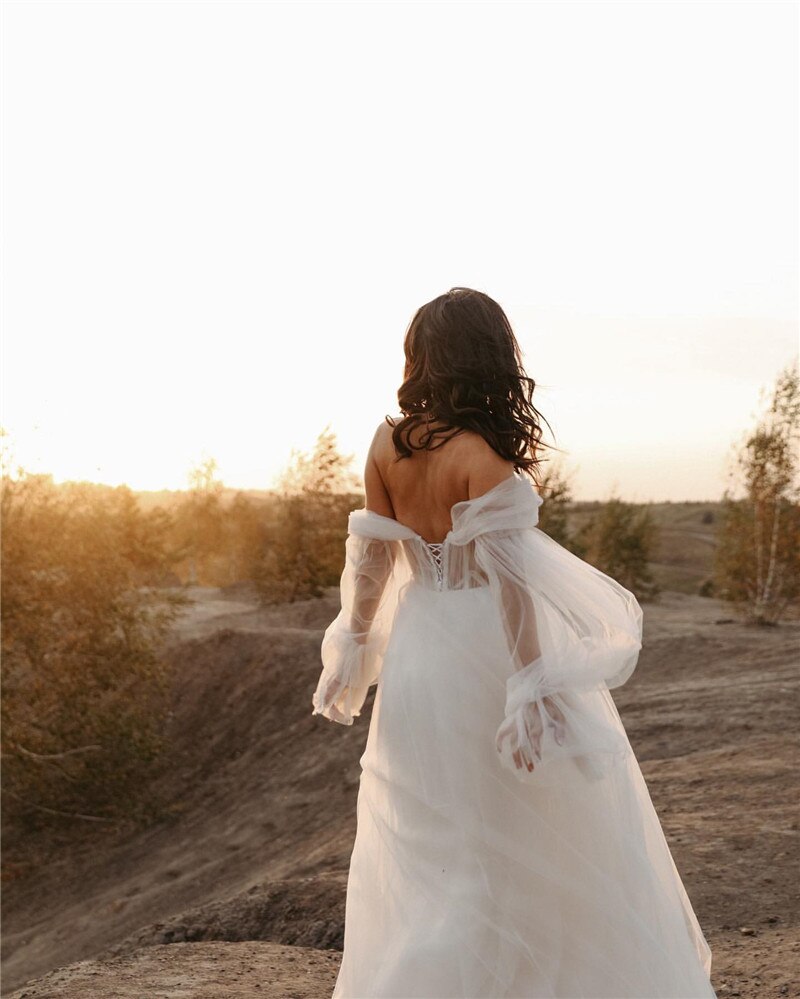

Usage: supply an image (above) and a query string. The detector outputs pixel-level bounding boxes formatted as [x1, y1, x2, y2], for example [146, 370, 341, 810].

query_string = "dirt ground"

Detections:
[6, 941, 339, 999]
[3, 587, 799, 998]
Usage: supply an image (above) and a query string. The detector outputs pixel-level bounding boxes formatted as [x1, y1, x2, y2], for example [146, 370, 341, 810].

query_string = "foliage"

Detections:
[172, 457, 227, 585]
[535, 461, 582, 553]
[223, 490, 271, 585]
[275, 425, 360, 497]
[254, 427, 356, 603]
[167, 457, 274, 588]
[132, 432, 358, 597]
[533, 456, 658, 599]
[575, 495, 659, 601]
[1, 470, 186, 830]
[715, 362, 800, 624]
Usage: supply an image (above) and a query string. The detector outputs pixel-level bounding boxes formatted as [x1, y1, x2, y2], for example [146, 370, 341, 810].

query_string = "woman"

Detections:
[312, 287, 716, 998]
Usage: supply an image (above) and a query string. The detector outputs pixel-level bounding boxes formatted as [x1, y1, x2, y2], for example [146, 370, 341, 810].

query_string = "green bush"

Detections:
[535, 461, 581, 552]
[575, 496, 659, 601]
[253, 427, 356, 604]
[1, 472, 186, 829]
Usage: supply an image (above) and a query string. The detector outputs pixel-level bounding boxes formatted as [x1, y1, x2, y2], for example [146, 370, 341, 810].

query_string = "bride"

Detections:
[311, 287, 716, 998]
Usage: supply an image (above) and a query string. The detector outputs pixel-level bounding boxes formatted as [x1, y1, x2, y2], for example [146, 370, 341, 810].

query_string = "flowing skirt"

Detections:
[332, 583, 716, 999]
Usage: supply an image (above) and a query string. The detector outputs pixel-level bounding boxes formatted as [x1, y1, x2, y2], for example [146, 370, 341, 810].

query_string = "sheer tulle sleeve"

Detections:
[470, 491, 643, 784]
[311, 511, 412, 726]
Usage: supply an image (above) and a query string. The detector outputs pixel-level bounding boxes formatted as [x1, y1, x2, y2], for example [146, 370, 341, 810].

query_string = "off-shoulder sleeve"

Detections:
[468, 486, 643, 784]
[311, 511, 413, 726]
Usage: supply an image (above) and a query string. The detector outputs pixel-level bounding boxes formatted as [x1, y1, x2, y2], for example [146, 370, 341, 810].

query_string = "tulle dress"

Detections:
[311, 472, 716, 999]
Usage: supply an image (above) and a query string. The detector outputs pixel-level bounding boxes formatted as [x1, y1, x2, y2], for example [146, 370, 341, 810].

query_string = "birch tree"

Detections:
[715, 362, 800, 624]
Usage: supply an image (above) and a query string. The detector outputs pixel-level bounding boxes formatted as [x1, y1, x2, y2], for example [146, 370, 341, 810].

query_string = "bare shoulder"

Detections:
[363, 417, 397, 517]
[456, 431, 516, 499]
[368, 416, 399, 459]
[365, 418, 514, 507]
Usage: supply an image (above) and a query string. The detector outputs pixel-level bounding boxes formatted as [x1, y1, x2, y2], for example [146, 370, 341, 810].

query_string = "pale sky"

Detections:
[2, 0, 798, 501]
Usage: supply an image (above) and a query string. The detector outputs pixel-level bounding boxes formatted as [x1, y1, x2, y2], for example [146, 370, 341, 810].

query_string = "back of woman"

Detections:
[369, 418, 515, 543]
[311, 287, 716, 999]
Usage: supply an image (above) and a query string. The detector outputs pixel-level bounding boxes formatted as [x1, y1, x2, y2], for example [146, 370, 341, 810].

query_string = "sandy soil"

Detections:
[6, 937, 800, 999]
[3, 587, 799, 998]
[6, 942, 339, 998]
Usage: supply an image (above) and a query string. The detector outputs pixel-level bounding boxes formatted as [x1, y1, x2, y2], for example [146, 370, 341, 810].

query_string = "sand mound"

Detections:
[104, 875, 345, 955]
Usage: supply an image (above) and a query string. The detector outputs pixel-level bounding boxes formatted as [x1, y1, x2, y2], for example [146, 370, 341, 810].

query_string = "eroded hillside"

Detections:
[4, 587, 799, 998]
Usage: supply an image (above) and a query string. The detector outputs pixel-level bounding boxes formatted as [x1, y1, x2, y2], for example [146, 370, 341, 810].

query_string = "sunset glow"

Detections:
[3, 1, 797, 501]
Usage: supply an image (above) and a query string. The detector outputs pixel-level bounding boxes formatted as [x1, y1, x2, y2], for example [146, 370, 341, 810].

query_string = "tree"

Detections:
[223, 491, 270, 586]
[174, 456, 226, 585]
[275, 425, 359, 497]
[535, 461, 581, 552]
[715, 362, 800, 624]
[255, 427, 356, 603]
[1, 470, 186, 830]
[575, 495, 659, 601]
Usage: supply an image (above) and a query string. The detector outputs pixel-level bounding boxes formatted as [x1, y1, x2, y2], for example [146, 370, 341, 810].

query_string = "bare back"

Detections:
[364, 417, 515, 544]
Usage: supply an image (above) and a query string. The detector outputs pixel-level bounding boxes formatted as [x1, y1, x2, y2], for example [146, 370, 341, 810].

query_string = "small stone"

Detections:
[739, 926, 756, 936]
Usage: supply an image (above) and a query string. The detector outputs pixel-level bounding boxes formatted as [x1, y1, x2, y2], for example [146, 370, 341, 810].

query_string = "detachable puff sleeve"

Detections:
[473, 522, 643, 784]
[312, 509, 413, 726]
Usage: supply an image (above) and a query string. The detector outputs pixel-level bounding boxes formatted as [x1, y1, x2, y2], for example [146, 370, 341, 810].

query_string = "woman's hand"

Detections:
[496, 696, 567, 773]
[313, 675, 352, 724]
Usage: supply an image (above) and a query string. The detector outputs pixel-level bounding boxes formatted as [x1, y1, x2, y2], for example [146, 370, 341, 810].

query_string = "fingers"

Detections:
[522, 702, 544, 758]
[495, 716, 515, 754]
[321, 678, 349, 718]
[507, 724, 535, 773]
[512, 747, 534, 773]
[553, 718, 566, 746]
[538, 696, 567, 747]
[498, 698, 572, 774]
[498, 713, 537, 773]
[500, 709, 568, 773]
[547, 699, 567, 746]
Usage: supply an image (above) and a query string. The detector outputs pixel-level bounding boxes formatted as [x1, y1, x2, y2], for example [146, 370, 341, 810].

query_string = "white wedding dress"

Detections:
[312, 472, 716, 999]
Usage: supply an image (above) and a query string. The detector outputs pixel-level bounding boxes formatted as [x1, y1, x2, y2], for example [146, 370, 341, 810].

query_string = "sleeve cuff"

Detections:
[497, 683, 630, 785]
[311, 630, 372, 725]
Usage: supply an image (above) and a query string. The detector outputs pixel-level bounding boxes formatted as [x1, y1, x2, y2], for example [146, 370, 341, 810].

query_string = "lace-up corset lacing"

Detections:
[425, 541, 445, 590]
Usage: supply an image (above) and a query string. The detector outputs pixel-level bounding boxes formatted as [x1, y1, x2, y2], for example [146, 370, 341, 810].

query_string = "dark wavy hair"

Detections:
[386, 287, 554, 485]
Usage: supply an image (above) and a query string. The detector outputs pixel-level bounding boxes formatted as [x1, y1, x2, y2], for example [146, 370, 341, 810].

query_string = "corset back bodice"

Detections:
[402, 536, 490, 592]
[346, 472, 543, 593]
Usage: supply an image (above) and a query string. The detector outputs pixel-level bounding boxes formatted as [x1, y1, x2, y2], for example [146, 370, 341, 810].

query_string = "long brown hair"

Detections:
[387, 287, 553, 485]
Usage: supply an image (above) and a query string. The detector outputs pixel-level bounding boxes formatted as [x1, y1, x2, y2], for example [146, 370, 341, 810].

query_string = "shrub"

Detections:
[575, 496, 659, 601]
[254, 427, 355, 604]
[1, 472, 185, 830]
[535, 462, 582, 553]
